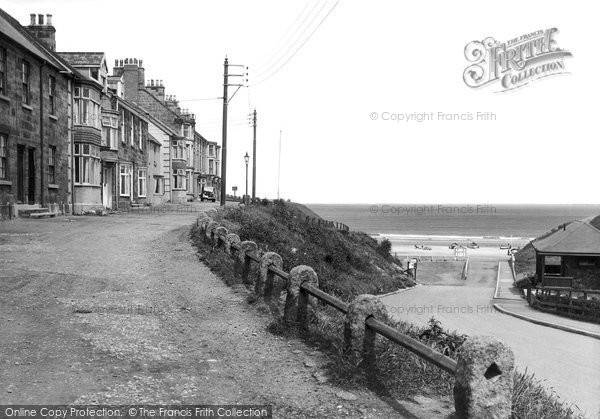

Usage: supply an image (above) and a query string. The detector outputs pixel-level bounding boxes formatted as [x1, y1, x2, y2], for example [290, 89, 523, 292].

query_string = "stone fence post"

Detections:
[214, 226, 228, 248]
[344, 295, 387, 370]
[225, 233, 241, 256]
[258, 252, 283, 298]
[237, 241, 258, 283]
[205, 221, 219, 244]
[453, 336, 514, 419]
[284, 265, 318, 324]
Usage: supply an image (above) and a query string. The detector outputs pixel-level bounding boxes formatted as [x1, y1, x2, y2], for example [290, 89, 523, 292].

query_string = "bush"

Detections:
[377, 237, 392, 258]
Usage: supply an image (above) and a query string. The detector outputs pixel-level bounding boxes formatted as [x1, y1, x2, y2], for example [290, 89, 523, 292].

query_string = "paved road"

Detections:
[0, 208, 446, 418]
[382, 260, 600, 418]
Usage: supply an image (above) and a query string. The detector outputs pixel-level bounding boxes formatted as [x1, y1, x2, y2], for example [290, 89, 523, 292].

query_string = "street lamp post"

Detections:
[244, 152, 250, 204]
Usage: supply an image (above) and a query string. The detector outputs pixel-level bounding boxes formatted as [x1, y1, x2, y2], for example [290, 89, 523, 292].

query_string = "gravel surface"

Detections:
[0, 208, 451, 418]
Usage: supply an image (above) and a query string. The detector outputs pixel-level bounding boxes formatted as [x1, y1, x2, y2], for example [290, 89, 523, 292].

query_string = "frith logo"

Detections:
[463, 28, 572, 92]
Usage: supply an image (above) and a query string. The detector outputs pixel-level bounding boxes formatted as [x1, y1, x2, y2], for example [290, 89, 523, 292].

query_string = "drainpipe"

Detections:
[39, 62, 45, 207]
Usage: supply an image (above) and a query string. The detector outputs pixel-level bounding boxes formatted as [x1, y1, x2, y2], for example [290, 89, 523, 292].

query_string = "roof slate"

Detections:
[532, 216, 600, 255]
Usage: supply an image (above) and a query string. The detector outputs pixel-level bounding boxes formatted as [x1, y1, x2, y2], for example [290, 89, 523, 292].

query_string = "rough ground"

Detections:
[0, 207, 452, 418]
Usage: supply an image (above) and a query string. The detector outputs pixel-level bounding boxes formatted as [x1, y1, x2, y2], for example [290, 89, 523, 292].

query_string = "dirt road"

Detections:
[0, 209, 448, 418]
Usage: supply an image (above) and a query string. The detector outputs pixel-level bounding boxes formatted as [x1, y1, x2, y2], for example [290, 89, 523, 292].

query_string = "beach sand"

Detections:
[380, 235, 531, 261]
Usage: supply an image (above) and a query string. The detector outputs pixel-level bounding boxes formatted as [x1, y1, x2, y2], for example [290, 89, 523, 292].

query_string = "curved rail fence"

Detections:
[197, 212, 516, 418]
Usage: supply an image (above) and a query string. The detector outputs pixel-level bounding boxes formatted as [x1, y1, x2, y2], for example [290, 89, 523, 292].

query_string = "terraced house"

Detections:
[113, 60, 220, 203]
[0, 10, 72, 217]
[0, 9, 221, 216]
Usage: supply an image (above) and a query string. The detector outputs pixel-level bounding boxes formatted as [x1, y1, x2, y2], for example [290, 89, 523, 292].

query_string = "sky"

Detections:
[3, 0, 598, 204]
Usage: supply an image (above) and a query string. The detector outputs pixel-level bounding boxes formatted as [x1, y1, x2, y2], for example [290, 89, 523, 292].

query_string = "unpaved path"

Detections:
[0, 209, 451, 418]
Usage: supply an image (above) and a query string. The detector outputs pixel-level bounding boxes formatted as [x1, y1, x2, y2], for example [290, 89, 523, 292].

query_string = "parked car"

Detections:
[509, 247, 520, 255]
[467, 242, 479, 249]
[500, 243, 511, 250]
[449, 242, 460, 249]
[200, 186, 216, 202]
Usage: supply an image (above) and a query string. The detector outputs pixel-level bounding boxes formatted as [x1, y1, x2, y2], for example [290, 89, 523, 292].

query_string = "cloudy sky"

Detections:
[3, 0, 598, 204]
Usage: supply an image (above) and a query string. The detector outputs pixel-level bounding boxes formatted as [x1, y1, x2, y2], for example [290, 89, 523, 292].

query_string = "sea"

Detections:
[306, 204, 600, 240]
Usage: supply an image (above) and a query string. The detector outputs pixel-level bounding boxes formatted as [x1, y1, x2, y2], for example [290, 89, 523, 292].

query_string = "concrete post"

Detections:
[344, 295, 388, 363]
[214, 226, 228, 248]
[224, 233, 241, 255]
[237, 241, 258, 283]
[284, 265, 318, 324]
[258, 252, 283, 298]
[453, 336, 514, 419]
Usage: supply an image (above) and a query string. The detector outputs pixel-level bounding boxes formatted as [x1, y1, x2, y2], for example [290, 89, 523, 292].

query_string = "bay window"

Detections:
[74, 86, 100, 128]
[74, 143, 100, 185]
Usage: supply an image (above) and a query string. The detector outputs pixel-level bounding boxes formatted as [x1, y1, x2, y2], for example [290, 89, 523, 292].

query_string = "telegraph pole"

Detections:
[277, 130, 282, 200]
[220, 57, 229, 206]
[251, 109, 257, 200]
[219, 56, 246, 206]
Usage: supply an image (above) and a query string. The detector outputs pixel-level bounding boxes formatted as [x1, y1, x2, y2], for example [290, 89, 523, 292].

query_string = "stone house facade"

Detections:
[0, 10, 72, 211]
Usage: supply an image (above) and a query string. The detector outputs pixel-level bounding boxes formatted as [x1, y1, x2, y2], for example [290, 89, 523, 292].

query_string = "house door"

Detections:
[103, 166, 113, 208]
[28, 148, 35, 204]
[17, 145, 25, 203]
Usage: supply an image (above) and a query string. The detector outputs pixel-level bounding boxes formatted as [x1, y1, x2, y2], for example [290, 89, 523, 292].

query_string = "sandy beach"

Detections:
[378, 234, 532, 261]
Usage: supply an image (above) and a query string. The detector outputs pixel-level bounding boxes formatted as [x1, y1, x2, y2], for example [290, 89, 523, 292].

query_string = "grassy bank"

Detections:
[190, 200, 584, 418]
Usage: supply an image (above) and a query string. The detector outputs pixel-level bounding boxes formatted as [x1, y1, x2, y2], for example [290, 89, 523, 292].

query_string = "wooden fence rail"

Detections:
[199, 216, 515, 418]
[527, 285, 600, 323]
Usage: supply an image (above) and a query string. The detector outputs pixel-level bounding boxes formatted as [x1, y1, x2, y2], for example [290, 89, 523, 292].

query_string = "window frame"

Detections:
[119, 163, 132, 197]
[137, 168, 147, 197]
[0, 133, 7, 180]
[74, 143, 100, 185]
[0, 47, 7, 96]
[21, 60, 30, 104]
[48, 145, 56, 184]
[48, 75, 56, 115]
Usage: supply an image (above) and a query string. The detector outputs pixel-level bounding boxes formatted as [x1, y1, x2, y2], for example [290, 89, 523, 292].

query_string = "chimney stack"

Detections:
[26, 12, 56, 51]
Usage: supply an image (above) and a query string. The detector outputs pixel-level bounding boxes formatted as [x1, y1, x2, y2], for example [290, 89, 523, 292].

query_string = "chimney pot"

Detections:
[134, 58, 138, 65]
[151, 80, 154, 86]
[38, 14, 44, 25]
[46, 14, 52, 25]
[120, 60, 124, 67]
[139, 59, 143, 67]
[124, 58, 128, 64]
[115, 59, 118, 67]
[30, 14, 36, 25]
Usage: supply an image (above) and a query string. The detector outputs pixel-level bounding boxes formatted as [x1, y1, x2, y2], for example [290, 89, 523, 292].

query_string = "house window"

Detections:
[119, 163, 132, 196]
[138, 121, 143, 149]
[21, 60, 30, 104]
[183, 124, 190, 139]
[101, 115, 119, 149]
[186, 171, 192, 193]
[172, 140, 184, 159]
[130, 114, 134, 146]
[137, 168, 147, 197]
[74, 143, 100, 185]
[74, 87, 100, 127]
[123, 110, 130, 143]
[48, 76, 56, 114]
[209, 145, 215, 157]
[0, 48, 6, 96]
[173, 170, 186, 190]
[48, 145, 56, 184]
[0, 134, 7, 180]
[209, 160, 214, 175]
[154, 177, 164, 194]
